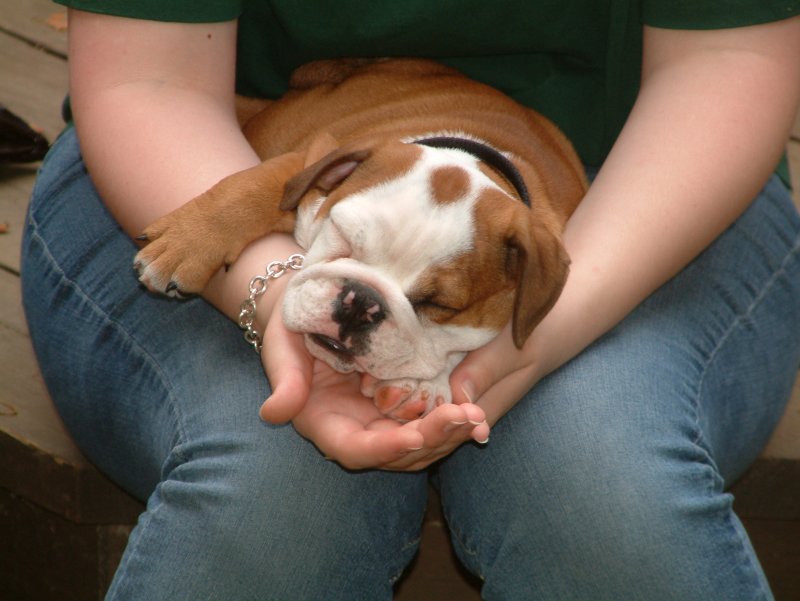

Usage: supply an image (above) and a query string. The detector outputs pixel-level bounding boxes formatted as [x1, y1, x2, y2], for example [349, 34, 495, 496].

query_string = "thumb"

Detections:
[449, 326, 522, 405]
[259, 318, 312, 424]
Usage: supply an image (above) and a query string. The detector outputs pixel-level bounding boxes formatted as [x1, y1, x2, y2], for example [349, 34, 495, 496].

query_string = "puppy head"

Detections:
[281, 136, 570, 379]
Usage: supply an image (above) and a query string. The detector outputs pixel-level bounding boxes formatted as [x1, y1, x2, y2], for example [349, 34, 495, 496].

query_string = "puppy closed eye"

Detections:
[411, 297, 459, 321]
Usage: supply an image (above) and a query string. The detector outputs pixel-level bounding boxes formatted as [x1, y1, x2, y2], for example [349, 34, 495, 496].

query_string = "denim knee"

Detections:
[438, 361, 772, 601]
[436, 176, 798, 600]
[108, 428, 428, 601]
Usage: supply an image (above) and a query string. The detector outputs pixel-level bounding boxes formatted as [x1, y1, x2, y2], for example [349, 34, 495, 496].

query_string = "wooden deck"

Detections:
[1, 1, 799, 599]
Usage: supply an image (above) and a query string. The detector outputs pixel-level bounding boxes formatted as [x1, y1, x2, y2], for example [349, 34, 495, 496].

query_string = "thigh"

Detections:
[21, 128, 428, 600]
[438, 176, 800, 601]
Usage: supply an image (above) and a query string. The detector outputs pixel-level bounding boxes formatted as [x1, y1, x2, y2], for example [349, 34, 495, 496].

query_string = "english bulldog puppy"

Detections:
[134, 58, 587, 421]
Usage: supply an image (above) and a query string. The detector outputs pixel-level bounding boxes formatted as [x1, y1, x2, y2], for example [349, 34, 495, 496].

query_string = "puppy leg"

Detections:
[134, 151, 303, 296]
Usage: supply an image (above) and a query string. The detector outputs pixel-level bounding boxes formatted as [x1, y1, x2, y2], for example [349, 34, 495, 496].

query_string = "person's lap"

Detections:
[22, 127, 800, 600]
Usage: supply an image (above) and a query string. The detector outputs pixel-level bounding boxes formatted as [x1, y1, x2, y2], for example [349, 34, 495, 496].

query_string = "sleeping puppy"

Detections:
[134, 58, 587, 421]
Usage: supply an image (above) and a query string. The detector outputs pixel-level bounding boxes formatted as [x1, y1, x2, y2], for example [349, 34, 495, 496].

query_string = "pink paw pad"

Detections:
[374, 385, 411, 414]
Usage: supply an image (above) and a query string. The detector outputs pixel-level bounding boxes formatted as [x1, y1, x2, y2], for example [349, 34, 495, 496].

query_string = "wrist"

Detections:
[240, 254, 305, 353]
[202, 233, 303, 328]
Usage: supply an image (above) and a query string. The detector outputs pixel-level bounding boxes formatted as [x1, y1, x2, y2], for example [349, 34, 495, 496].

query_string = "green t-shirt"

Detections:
[56, 0, 799, 170]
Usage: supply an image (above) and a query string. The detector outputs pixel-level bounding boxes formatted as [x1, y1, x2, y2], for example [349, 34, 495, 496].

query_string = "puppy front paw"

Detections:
[133, 193, 246, 297]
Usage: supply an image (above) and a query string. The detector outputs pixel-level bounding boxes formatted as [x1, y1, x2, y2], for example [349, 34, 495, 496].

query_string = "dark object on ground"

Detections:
[0, 105, 49, 163]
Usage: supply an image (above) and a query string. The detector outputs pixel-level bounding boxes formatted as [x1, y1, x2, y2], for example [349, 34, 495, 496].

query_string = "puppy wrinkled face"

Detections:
[282, 141, 525, 381]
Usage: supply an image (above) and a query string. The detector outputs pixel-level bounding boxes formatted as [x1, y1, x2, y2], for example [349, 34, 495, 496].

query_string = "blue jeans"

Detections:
[21, 127, 800, 600]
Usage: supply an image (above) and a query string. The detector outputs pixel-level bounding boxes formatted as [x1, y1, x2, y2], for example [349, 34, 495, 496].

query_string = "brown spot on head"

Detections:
[429, 166, 471, 204]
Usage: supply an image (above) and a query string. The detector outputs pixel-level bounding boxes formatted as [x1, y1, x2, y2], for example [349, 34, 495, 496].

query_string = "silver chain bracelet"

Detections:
[238, 253, 305, 353]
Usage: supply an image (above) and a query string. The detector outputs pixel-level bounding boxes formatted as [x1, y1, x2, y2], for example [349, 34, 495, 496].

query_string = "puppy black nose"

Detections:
[333, 280, 388, 348]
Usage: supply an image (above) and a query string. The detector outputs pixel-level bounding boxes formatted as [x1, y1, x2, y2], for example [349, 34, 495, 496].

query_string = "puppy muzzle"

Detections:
[282, 259, 446, 379]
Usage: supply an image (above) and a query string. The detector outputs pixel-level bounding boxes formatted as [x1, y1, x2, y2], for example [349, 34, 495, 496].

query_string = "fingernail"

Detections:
[476, 436, 489, 445]
[258, 399, 270, 422]
[461, 380, 477, 403]
[444, 420, 468, 433]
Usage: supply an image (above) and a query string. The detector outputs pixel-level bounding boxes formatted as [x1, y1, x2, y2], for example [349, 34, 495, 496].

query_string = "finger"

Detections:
[415, 403, 484, 447]
[449, 325, 526, 406]
[259, 319, 313, 424]
[313, 418, 425, 470]
[382, 404, 488, 471]
[458, 401, 491, 444]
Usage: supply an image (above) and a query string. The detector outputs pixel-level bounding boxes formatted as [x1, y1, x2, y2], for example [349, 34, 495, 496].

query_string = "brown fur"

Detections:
[137, 58, 587, 346]
[430, 166, 471, 205]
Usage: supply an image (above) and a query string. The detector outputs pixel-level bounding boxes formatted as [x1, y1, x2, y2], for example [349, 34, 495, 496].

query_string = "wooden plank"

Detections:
[0, 270, 143, 523]
[0, 487, 131, 601]
[0, 0, 67, 57]
[0, 29, 67, 273]
[741, 518, 800, 601]
[0, 167, 37, 274]
[0, 269, 78, 461]
[732, 458, 800, 521]
[0, 24, 68, 140]
[764, 374, 800, 460]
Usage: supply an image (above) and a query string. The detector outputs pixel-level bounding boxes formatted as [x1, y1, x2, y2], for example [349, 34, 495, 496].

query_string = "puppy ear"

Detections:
[280, 145, 371, 210]
[507, 217, 570, 348]
[304, 131, 341, 167]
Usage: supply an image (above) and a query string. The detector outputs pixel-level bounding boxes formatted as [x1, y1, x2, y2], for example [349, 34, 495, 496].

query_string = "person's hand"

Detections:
[259, 307, 490, 471]
[293, 362, 489, 471]
[449, 324, 543, 425]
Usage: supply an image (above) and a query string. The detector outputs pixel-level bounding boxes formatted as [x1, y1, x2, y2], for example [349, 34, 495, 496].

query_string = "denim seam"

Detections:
[387, 536, 424, 585]
[693, 232, 800, 449]
[440, 501, 485, 581]
[26, 214, 191, 467]
[690, 231, 800, 601]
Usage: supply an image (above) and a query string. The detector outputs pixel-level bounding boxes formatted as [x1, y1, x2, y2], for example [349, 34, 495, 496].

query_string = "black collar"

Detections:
[414, 136, 531, 207]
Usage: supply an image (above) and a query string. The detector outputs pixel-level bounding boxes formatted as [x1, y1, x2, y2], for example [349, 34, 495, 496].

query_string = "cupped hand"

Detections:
[259, 308, 489, 471]
[291, 363, 488, 471]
